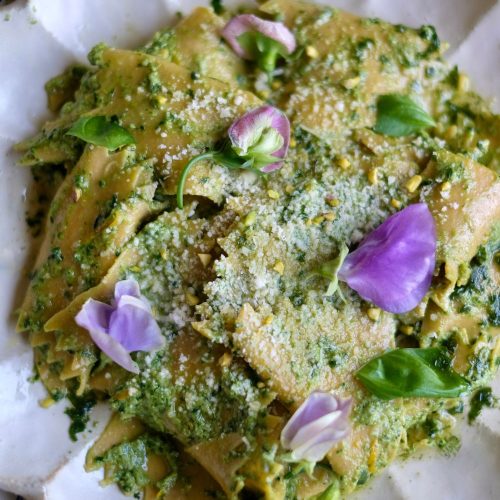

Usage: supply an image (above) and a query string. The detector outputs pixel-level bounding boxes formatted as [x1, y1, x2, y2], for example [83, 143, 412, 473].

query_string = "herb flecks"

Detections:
[65, 391, 97, 441]
[468, 387, 496, 423]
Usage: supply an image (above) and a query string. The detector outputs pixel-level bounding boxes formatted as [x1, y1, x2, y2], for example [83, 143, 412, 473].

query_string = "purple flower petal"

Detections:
[222, 14, 296, 60]
[109, 295, 164, 352]
[87, 327, 139, 374]
[281, 392, 352, 462]
[338, 203, 436, 313]
[75, 298, 113, 334]
[75, 279, 164, 373]
[114, 279, 141, 301]
[228, 105, 290, 172]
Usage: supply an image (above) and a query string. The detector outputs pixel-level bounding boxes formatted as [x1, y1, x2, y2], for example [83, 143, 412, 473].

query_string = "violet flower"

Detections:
[75, 279, 164, 373]
[281, 392, 352, 463]
[176, 105, 290, 208]
[317, 203, 436, 313]
[222, 14, 296, 73]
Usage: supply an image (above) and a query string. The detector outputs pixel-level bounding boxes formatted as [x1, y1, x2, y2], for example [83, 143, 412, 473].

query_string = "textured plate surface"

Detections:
[0, 1, 499, 499]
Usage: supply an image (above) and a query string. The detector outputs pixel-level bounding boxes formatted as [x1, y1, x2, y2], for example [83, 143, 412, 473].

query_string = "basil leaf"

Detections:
[373, 94, 436, 137]
[67, 116, 135, 150]
[356, 348, 470, 399]
[210, 0, 224, 14]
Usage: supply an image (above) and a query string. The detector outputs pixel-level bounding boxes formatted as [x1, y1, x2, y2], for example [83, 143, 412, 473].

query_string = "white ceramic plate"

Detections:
[0, 1, 499, 499]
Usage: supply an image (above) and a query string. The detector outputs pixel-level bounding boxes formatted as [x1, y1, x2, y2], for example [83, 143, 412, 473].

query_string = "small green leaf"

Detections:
[373, 94, 436, 137]
[356, 348, 470, 399]
[210, 0, 224, 15]
[66, 116, 135, 150]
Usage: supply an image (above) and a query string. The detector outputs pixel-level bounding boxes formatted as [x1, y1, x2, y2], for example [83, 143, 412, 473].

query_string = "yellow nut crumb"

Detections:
[263, 315, 274, 325]
[312, 215, 324, 225]
[257, 381, 266, 388]
[244, 211, 257, 226]
[405, 175, 423, 193]
[271, 80, 282, 90]
[219, 352, 233, 368]
[444, 124, 458, 140]
[324, 212, 336, 221]
[186, 293, 200, 306]
[327, 198, 340, 207]
[391, 198, 402, 209]
[367, 307, 381, 321]
[285, 184, 294, 194]
[368, 168, 378, 185]
[130, 266, 141, 272]
[368, 439, 378, 473]
[306, 219, 313, 226]
[273, 261, 285, 275]
[155, 95, 167, 105]
[342, 76, 361, 89]
[457, 73, 469, 92]
[197, 253, 212, 267]
[304, 182, 314, 192]
[289, 138, 297, 148]
[400, 325, 414, 335]
[305, 45, 319, 59]
[160, 249, 168, 260]
[337, 157, 351, 170]
[259, 90, 270, 99]
[72, 187, 82, 202]
[267, 189, 280, 200]
[440, 181, 452, 192]
[39, 397, 56, 409]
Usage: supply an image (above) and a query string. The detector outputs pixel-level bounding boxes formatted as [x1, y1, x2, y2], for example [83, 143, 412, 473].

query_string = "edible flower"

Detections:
[75, 279, 164, 373]
[222, 14, 296, 74]
[316, 203, 436, 313]
[281, 392, 352, 463]
[177, 105, 290, 208]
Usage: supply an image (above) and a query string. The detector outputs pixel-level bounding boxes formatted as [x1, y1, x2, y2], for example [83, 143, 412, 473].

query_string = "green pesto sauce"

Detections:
[64, 391, 97, 441]
[96, 433, 177, 497]
[112, 348, 270, 445]
[468, 387, 497, 423]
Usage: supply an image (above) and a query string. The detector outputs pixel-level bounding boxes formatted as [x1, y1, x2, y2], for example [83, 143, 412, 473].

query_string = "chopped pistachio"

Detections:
[337, 157, 351, 170]
[324, 212, 336, 221]
[218, 352, 233, 368]
[271, 80, 282, 90]
[312, 215, 325, 225]
[440, 181, 452, 192]
[405, 175, 423, 193]
[306, 45, 319, 59]
[263, 315, 274, 325]
[186, 293, 200, 306]
[342, 76, 361, 89]
[368, 168, 378, 185]
[72, 188, 82, 202]
[39, 397, 56, 408]
[289, 138, 297, 148]
[244, 211, 257, 226]
[160, 249, 168, 260]
[367, 307, 381, 321]
[390, 198, 402, 209]
[285, 184, 294, 194]
[399, 325, 414, 335]
[198, 253, 212, 267]
[457, 74, 469, 92]
[326, 198, 341, 207]
[267, 189, 280, 200]
[273, 261, 285, 275]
